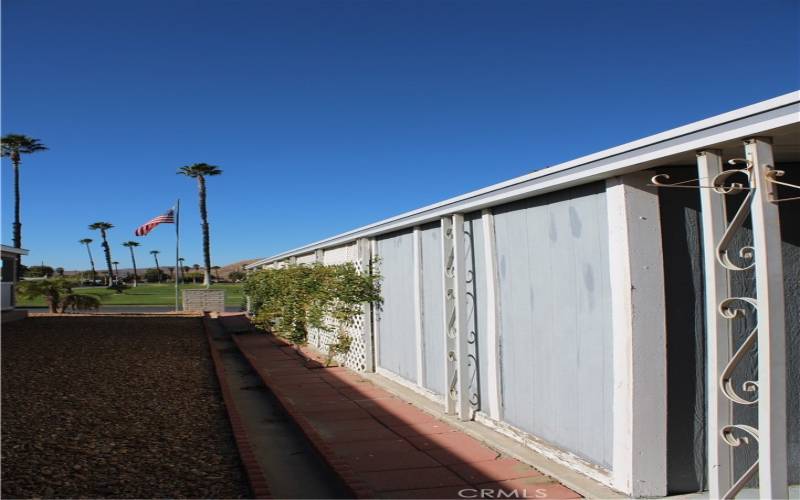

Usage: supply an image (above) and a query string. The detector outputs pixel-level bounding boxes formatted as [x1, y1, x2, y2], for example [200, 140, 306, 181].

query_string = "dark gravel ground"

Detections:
[1, 316, 250, 499]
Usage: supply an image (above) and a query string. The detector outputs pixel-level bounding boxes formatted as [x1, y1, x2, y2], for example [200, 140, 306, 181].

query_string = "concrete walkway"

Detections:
[224, 323, 581, 499]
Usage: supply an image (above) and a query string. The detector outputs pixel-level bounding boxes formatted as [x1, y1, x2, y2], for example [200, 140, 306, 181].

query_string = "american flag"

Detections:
[135, 208, 175, 236]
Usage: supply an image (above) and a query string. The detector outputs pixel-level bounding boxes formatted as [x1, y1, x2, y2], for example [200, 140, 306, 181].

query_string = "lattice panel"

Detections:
[308, 241, 369, 371]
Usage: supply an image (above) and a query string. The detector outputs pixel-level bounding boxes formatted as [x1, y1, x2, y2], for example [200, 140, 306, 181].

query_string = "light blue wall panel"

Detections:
[494, 182, 613, 468]
[376, 231, 417, 383]
[420, 223, 445, 395]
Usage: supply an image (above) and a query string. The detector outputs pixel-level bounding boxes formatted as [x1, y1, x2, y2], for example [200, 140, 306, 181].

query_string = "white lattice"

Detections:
[305, 241, 369, 371]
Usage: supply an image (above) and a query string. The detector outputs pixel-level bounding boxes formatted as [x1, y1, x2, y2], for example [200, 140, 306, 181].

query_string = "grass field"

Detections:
[17, 283, 244, 307]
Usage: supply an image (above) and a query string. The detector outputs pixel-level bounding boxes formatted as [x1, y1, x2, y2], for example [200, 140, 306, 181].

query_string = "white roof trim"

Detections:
[248, 90, 800, 269]
[1, 245, 29, 256]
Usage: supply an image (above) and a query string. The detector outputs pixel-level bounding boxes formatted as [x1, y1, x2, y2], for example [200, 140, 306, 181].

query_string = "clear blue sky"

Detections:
[2, 0, 798, 270]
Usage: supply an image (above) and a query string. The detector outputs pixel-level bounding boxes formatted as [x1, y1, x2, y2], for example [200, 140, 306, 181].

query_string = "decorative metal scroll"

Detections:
[652, 155, 796, 499]
[444, 224, 459, 404]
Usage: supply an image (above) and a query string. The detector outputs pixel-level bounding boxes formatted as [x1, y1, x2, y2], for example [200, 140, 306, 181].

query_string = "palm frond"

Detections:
[1, 134, 48, 157]
[177, 162, 223, 177]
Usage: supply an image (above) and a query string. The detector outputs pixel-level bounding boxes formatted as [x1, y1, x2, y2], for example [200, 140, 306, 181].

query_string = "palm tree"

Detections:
[112, 261, 120, 277]
[150, 250, 162, 282]
[89, 222, 115, 286]
[212, 265, 221, 282]
[1, 134, 47, 272]
[178, 163, 222, 287]
[79, 238, 97, 284]
[122, 241, 140, 287]
[192, 263, 200, 284]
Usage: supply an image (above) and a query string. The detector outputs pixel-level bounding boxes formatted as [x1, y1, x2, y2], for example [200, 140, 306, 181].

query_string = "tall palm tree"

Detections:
[89, 222, 115, 286]
[178, 163, 222, 287]
[112, 261, 120, 277]
[122, 241, 140, 287]
[1, 134, 47, 272]
[212, 265, 221, 282]
[79, 238, 97, 284]
[150, 250, 162, 282]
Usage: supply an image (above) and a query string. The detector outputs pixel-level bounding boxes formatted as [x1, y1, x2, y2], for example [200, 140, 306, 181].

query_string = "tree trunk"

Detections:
[198, 176, 213, 287]
[130, 248, 138, 287]
[154, 255, 161, 282]
[85, 244, 97, 284]
[101, 229, 114, 286]
[12, 157, 22, 275]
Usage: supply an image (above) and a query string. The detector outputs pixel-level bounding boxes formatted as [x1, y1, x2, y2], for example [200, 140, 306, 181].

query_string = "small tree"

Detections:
[150, 250, 162, 282]
[229, 270, 246, 282]
[144, 268, 168, 283]
[17, 278, 100, 313]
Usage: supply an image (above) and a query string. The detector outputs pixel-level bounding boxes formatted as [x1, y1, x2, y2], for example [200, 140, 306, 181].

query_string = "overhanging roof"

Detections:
[1, 245, 29, 256]
[247, 90, 800, 269]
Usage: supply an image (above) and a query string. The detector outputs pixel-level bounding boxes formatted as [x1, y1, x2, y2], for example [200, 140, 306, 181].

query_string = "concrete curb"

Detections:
[230, 333, 376, 499]
[202, 316, 273, 499]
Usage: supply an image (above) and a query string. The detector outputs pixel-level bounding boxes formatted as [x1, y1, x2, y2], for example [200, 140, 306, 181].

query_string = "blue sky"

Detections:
[2, 0, 798, 270]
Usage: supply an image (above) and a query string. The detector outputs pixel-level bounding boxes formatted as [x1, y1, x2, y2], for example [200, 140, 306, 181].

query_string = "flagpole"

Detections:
[175, 199, 180, 312]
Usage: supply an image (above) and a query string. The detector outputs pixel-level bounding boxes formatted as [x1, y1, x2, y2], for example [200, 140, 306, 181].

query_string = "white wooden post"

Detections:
[606, 172, 667, 497]
[697, 150, 734, 498]
[441, 216, 457, 415]
[357, 237, 376, 372]
[371, 238, 382, 371]
[481, 208, 502, 420]
[452, 213, 471, 420]
[745, 137, 788, 499]
[412, 227, 425, 385]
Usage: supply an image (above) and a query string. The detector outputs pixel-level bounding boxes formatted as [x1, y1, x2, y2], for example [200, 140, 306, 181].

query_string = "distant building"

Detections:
[2, 244, 30, 321]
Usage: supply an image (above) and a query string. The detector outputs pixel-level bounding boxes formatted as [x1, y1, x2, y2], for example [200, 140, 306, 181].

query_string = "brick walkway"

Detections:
[227, 325, 580, 499]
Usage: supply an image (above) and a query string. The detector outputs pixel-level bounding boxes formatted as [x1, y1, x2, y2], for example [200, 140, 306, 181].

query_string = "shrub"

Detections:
[243, 262, 381, 347]
[17, 278, 102, 313]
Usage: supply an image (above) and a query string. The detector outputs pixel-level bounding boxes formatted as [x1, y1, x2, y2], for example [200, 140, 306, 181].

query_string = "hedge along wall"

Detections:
[277, 242, 374, 372]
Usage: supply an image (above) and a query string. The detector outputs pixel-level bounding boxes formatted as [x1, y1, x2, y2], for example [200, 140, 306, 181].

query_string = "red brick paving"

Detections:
[231, 330, 581, 499]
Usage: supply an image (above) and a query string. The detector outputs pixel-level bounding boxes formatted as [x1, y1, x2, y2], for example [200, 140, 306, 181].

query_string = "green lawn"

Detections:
[17, 283, 244, 307]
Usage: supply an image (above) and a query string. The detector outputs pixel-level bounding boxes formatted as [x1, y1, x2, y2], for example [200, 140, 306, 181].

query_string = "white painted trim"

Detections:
[480, 208, 502, 421]
[697, 149, 734, 498]
[376, 366, 445, 405]
[745, 137, 788, 499]
[247, 92, 799, 268]
[441, 215, 456, 415]
[412, 227, 425, 385]
[452, 213, 471, 421]
[357, 237, 375, 373]
[372, 238, 382, 371]
[473, 412, 614, 489]
[606, 172, 667, 497]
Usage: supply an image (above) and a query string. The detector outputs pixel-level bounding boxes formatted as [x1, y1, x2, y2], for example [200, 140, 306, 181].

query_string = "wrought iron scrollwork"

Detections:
[718, 298, 759, 406]
[655, 151, 792, 498]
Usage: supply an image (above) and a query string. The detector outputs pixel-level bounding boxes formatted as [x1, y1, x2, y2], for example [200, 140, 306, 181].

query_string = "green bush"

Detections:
[243, 262, 381, 346]
[17, 278, 101, 313]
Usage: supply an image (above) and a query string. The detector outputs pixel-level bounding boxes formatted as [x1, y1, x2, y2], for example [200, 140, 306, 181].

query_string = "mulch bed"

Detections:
[1, 316, 250, 499]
